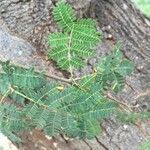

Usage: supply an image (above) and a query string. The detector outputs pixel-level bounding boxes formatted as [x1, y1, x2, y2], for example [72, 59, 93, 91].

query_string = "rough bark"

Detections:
[0, 0, 150, 150]
[91, 0, 150, 109]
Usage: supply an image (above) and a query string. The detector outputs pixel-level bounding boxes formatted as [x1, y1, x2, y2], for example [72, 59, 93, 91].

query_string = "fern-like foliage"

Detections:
[96, 45, 134, 92]
[0, 47, 135, 140]
[0, 61, 118, 140]
[48, 1, 101, 72]
[0, 2, 143, 143]
[76, 45, 134, 93]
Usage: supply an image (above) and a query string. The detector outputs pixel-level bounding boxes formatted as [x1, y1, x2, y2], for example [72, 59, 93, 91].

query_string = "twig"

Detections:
[135, 90, 150, 100]
[10, 87, 49, 108]
[44, 73, 72, 84]
[0, 60, 81, 84]
[125, 79, 137, 93]
[106, 93, 138, 112]
[0, 60, 139, 112]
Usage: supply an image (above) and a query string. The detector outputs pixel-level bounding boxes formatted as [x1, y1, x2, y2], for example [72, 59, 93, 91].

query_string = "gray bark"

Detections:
[0, 0, 150, 150]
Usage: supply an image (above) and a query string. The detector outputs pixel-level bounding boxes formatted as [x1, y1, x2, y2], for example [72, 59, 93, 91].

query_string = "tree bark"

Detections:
[93, 0, 150, 63]
[0, 0, 150, 150]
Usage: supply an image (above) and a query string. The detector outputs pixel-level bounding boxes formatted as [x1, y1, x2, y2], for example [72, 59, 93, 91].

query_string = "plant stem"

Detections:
[0, 60, 137, 112]
[106, 93, 138, 112]
[10, 87, 48, 108]
[0, 60, 77, 84]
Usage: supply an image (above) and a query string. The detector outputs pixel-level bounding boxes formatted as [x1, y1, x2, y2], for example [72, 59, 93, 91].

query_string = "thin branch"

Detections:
[10, 87, 49, 109]
[0, 60, 78, 84]
[106, 93, 138, 112]
[44, 73, 73, 84]
[0, 60, 97, 84]
[0, 60, 138, 112]
[125, 79, 137, 93]
[135, 89, 150, 100]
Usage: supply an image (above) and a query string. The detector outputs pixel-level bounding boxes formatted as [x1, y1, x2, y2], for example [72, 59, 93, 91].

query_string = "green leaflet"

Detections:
[48, 2, 101, 71]
[53, 1, 76, 30]
[0, 74, 10, 95]
[116, 60, 134, 76]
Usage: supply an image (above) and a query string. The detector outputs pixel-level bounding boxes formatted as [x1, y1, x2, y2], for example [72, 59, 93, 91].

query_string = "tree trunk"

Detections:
[0, 0, 150, 150]
[93, 0, 150, 65]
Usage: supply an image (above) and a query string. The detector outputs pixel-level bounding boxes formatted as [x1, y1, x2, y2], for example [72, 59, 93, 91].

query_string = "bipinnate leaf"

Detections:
[48, 2, 101, 71]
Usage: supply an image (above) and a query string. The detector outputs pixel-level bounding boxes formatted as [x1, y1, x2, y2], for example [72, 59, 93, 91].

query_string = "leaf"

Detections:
[111, 72, 125, 92]
[48, 33, 68, 48]
[53, 1, 76, 30]
[44, 112, 63, 136]
[61, 114, 79, 138]
[1, 129, 22, 143]
[78, 120, 102, 139]
[116, 60, 134, 76]
[9, 92, 25, 105]
[0, 2, 135, 141]
[97, 47, 134, 92]
[1, 61, 46, 89]
[48, 2, 101, 71]
[81, 101, 117, 120]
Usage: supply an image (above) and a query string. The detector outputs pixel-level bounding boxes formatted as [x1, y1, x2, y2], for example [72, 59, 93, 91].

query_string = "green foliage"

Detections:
[48, 1, 101, 71]
[0, 47, 134, 140]
[92, 45, 134, 92]
[0, 61, 118, 140]
[0, 2, 143, 143]
[133, 0, 150, 17]
[74, 44, 134, 94]
[117, 111, 150, 124]
[139, 139, 150, 150]
[0, 104, 30, 142]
